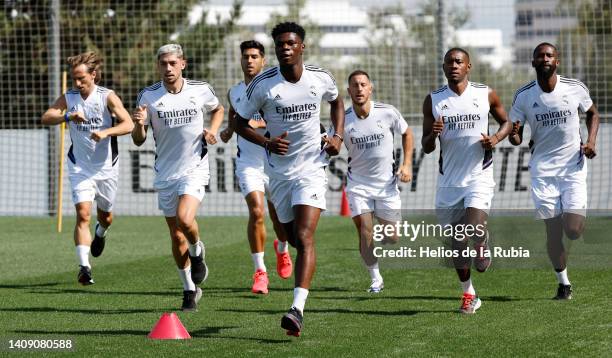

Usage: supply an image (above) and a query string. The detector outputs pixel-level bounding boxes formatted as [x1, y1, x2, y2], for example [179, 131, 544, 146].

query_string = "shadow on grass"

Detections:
[0, 282, 60, 289]
[25, 288, 178, 297]
[217, 307, 455, 316]
[204, 286, 349, 294]
[14, 326, 267, 340]
[311, 295, 520, 302]
[0, 307, 175, 314]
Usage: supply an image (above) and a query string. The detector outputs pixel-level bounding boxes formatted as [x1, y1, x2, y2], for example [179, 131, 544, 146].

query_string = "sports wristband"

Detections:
[64, 113, 70, 123]
[333, 133, 343, 141]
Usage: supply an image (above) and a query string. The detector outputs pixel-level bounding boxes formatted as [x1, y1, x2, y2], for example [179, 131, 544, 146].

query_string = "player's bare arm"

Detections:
[582, 104, 600, 159]
[204, 104, 225, 145]
[131, 105, 148, 146]
[480, 88, 511, 150]
[90, 92, 134, 142]
[41, 95, 68, 125]
[397, 127, 414, 182]
[421, 94, 442, 153]
[325, 96, 345, 156]
[41, 95, 87, 125]
[235, 114, 289, 155]
[220, 89, 236, 143]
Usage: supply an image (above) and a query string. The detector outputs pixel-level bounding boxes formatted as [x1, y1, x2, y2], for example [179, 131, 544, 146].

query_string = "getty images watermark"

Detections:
[372, 221, 530, 259]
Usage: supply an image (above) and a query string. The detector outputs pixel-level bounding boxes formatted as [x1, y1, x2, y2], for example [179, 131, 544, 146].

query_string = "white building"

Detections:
[455, 29, 512, 69]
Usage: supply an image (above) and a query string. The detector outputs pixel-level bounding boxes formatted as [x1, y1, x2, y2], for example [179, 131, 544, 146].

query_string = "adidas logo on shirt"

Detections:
[310, 193, 318, 200]
[157, 102, 164, 107]
[532, 102, 539, 108]
[442, 104, 449, 110]
[274, 94, 282, 100]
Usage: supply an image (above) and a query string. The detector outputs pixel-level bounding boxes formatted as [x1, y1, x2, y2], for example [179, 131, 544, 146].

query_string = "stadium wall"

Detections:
[2, 125, 610, 216]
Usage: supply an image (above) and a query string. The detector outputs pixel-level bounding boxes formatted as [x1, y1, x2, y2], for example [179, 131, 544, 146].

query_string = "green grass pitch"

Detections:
[0, 216, 610, 356]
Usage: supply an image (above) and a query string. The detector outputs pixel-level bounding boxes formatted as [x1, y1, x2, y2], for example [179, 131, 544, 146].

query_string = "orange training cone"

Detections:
[340, 186, 350, 217]
[148, 312, 191, 339]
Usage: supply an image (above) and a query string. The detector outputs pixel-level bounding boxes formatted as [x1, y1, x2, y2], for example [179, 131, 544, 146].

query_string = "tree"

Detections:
[558, 0, 611, 114]
[0, 0, 242, 128]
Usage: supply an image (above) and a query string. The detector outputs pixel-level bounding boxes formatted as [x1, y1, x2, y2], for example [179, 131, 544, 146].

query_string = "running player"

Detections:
[219, 40, 293, 294]
[422, 48, 511, 314]
[343, 70, 413, 293]
[41, 52, 133, 285]
[234, 22, 344, 336]
[509, 42, 600, 300]
[131, 44, 224, 311]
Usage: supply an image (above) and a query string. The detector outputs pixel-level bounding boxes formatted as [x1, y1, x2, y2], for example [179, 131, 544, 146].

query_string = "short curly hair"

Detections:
[271, 22, 305, 42]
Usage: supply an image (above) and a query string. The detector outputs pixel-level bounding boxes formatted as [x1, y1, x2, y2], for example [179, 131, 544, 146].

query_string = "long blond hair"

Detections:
[66, 52, 103, 84]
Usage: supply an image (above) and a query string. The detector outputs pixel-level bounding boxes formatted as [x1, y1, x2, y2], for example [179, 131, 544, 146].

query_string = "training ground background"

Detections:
[0, 216, 610, 356]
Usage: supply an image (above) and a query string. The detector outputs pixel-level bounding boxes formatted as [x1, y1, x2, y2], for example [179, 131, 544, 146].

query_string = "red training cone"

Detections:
[148, 312, 191, 339]
[340, 186, 350, 217]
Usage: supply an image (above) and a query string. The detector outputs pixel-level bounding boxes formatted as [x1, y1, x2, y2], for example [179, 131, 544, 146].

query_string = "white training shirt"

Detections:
[431, 82, 494, 187]
[229, 81, 267, 170]
[510, 75, 592, 177]
[136, 79, 219, 187]
[65, 85, 118, 178]
[235, 65, 338, 180]
[344, 101, 408, 193]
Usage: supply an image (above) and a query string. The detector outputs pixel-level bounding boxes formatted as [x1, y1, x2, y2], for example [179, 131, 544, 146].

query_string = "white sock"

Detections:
[95, 222, 108, 238]
[555, 269, 571, 285]
[178, 266, 196, 291]
[188, 240, 203, 257]
[460, 278, 476, 295]
[277, 240, 288, 253]
[76, 245, 90, 268]
[292, 287, 309, 314]
[252, 252, 266, 272]
[366, 262, 383, 282]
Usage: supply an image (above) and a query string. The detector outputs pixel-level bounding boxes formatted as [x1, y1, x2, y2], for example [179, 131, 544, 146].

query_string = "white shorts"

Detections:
[269, 168, 327, 223]
[236, 164, 269, 197]
[531, 171, 587, 219]
[347, 191, 401, 222]
[435, 182, 494, 225]
[70, 173, 117, 212]
[156, 166, 210, 217]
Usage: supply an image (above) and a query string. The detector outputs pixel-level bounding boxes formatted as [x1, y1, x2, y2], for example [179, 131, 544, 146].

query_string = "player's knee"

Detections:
[75, 208, 91, 225]
[564, 223, 584, 240]
[176, 215, 194, 233]
[248, 206, 265, 224]
[294, 230, 314, 251]
[169, 230, 186, 244]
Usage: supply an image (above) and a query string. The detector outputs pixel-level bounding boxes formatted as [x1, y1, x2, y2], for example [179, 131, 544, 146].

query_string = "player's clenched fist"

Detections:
[581, 141, 596, 159]
[265, 131, 290, 155]
[90, 131, 108, 142]
[432, 117, 444, 136]
[510, 122, 520, 137]
[203, 129, 217, 145]
[67, 111, 87, 123]
[132, 105, 147, 126]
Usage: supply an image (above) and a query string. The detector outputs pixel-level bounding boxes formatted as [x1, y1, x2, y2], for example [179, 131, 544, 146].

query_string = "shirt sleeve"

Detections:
[202, 84, 220, 113]
[509, 92, 526, 124]
[321, 72, 339, 102]
[392, 107, 409, 135]
[236, 81, 265, 120]
[575, 82, 593, 112]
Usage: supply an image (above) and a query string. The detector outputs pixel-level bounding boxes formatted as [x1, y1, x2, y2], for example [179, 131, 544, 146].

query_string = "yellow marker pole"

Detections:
[57, 71, 67, 233]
